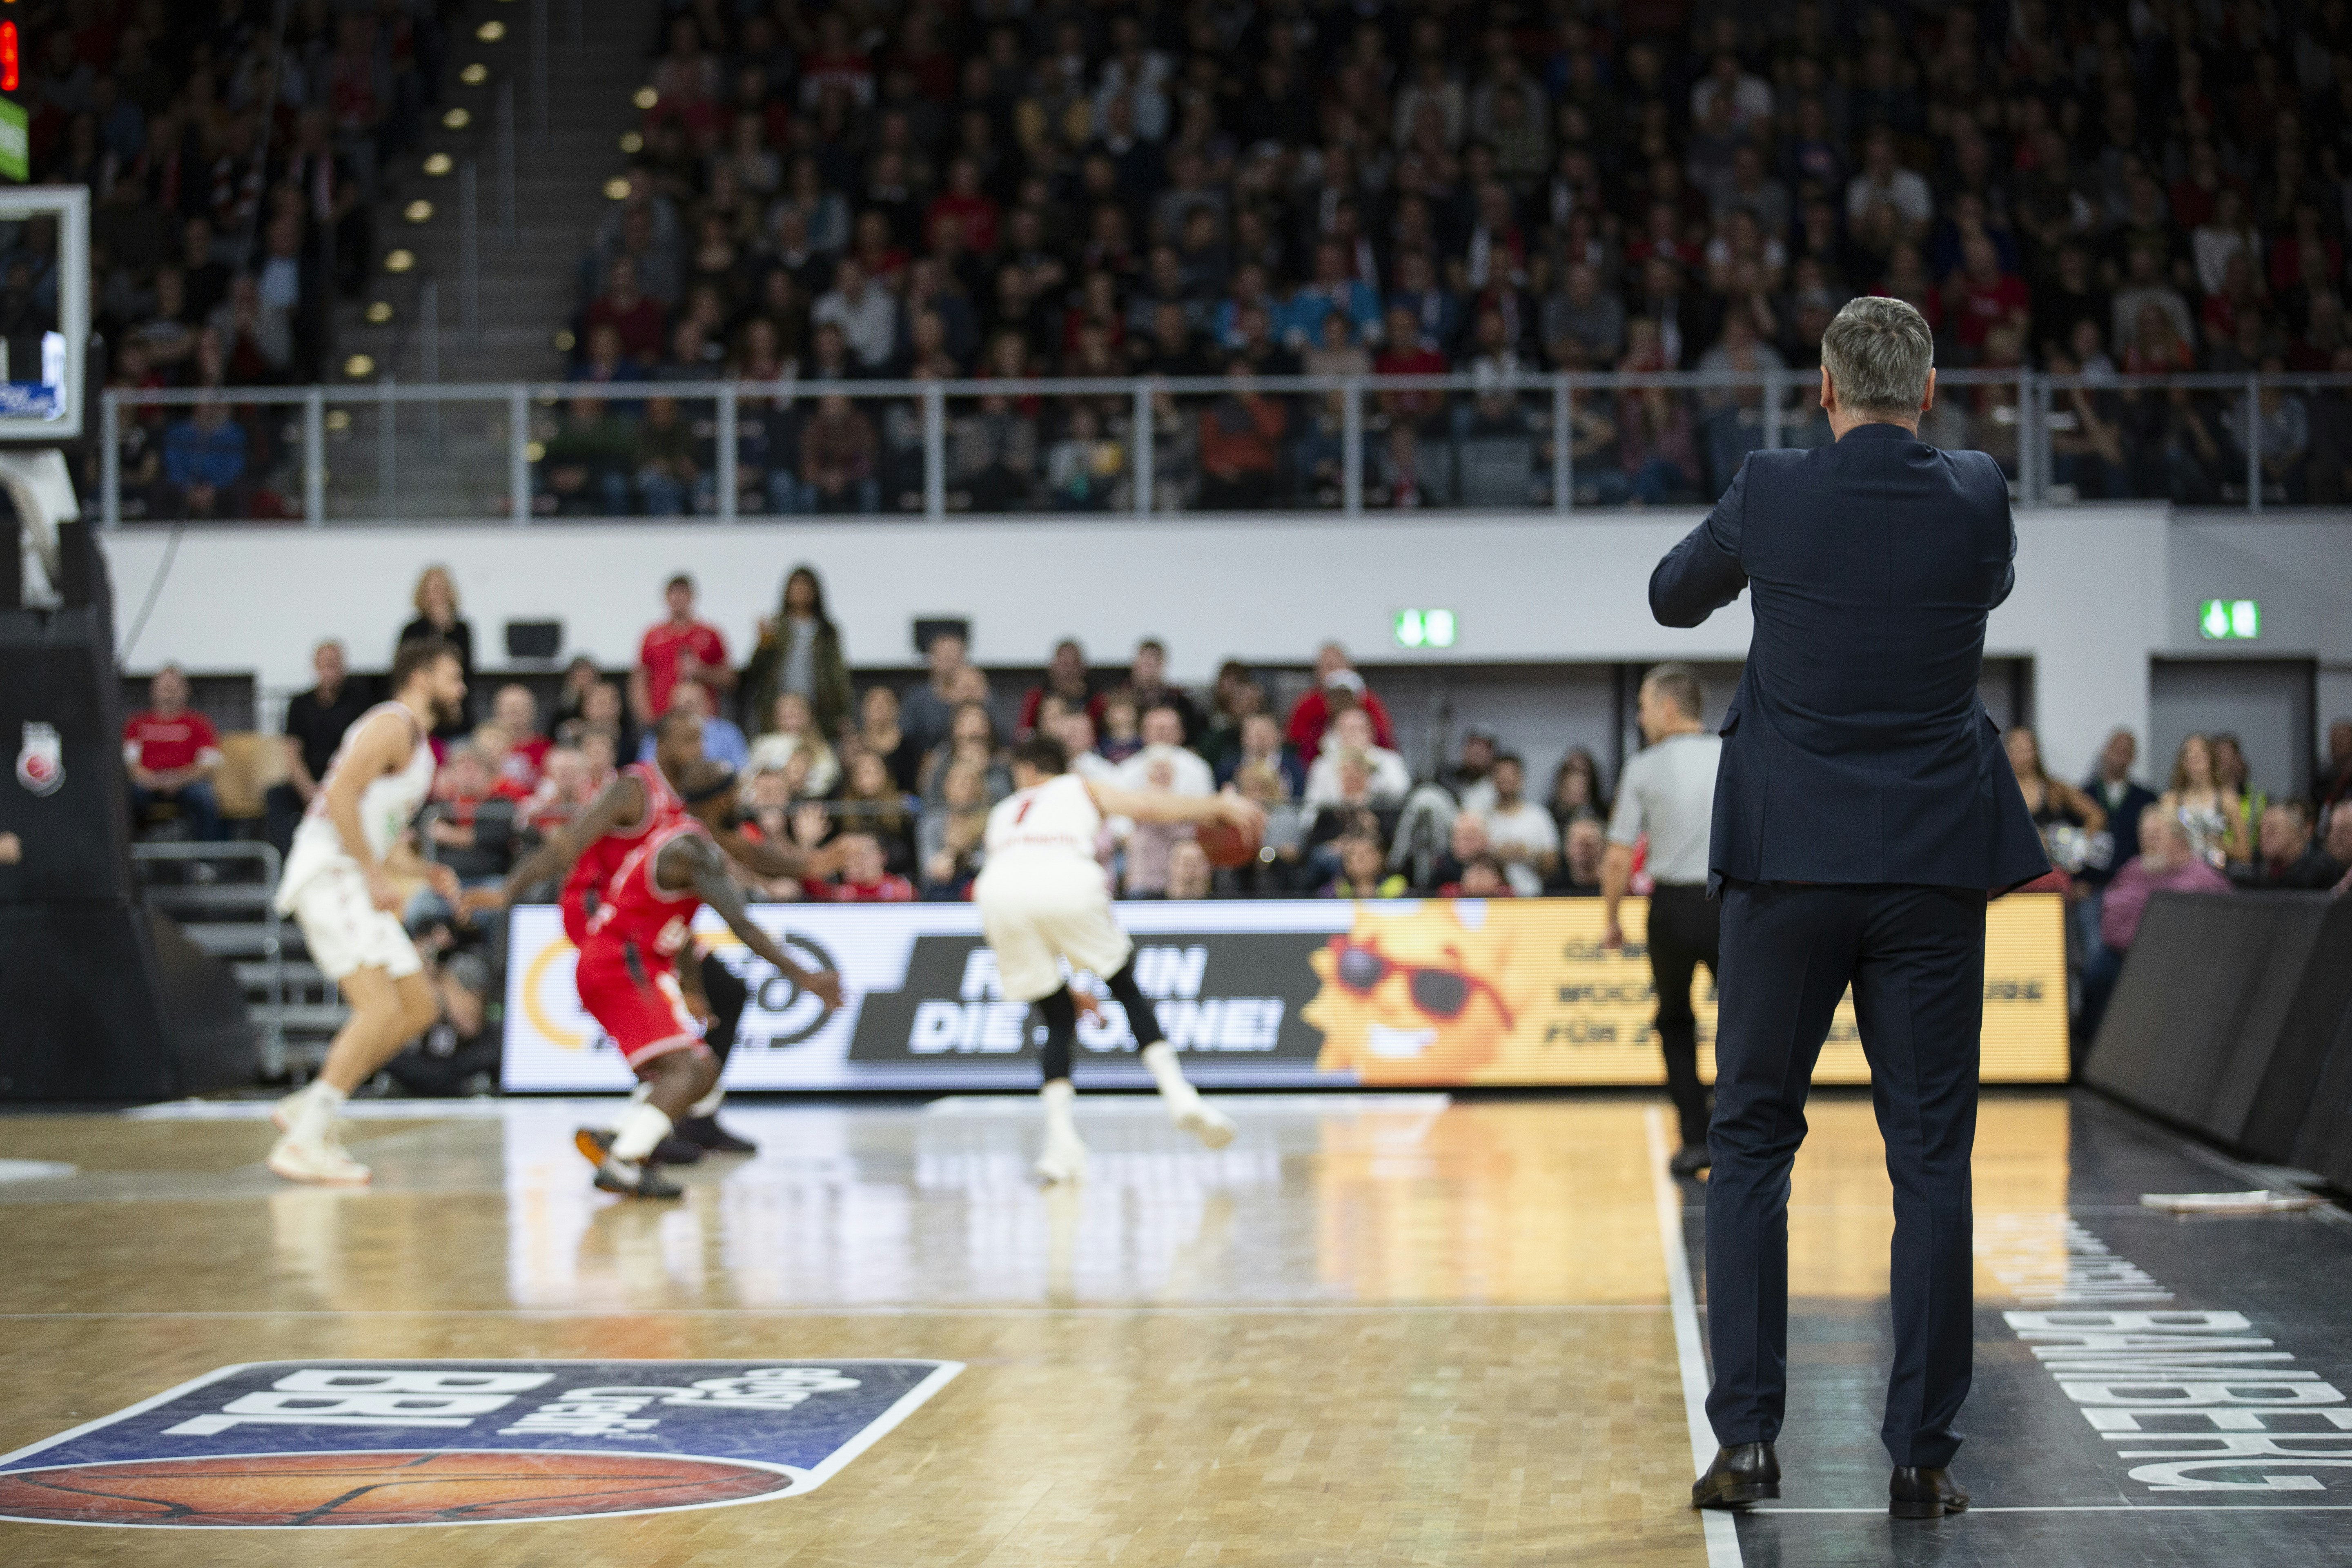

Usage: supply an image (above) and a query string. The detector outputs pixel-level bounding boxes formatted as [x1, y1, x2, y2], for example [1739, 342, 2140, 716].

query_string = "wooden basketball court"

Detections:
[0, 1091, 2344, 1566]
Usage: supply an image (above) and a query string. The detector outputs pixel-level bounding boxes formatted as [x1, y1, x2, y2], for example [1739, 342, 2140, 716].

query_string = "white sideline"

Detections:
[1648, 1106, 1744, 1568]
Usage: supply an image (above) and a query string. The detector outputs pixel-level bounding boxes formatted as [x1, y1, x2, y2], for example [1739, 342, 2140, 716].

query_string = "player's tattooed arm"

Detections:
[471, 773, 648, 912]
[678, 836, 845, 1013]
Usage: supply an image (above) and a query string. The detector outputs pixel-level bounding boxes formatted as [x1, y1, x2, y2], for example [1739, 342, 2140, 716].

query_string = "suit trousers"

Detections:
[1704, 880, 1988, 1469]
[1646, 883, 1721, 1148]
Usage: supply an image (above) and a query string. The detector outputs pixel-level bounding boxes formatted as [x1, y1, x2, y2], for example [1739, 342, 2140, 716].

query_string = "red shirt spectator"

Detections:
[584, 256, 668, 364]
[927, 158, 1001, 256]
[631, 575, 733, 724]
[1949, 238, 2030, 350]
[1284, 648, 1396, 755]
[819, 835, 916, 902]
[124, 697, 222, 774]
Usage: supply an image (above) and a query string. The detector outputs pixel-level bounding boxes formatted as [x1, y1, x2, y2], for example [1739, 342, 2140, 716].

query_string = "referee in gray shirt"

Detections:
[1602, 664, 1724, 1178]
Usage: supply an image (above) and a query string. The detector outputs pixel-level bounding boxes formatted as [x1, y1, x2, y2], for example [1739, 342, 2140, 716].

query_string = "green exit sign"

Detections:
[1393, 608, 1456, 649]
[2198, 599, 2261, 640]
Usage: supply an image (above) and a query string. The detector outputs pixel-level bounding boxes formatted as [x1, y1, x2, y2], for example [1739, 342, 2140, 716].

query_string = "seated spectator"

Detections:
[856, 685, 922, 795]
[1165, 838, 1215, 901]
[919, 700, 1010, 803]
[382, 921, 500, 1098]
[1545, 814, 1607, 895]
[1438, 726, 1498, 804]
[812, 258, 897, 372]
[1115, 706, 1215, 896]
[419, 744, 524, 899]
[1439, 855, 1514, 899]
[819, 833, 918, 902]
[161, 397, 249, 520]
[1116, 639, 1202, 740]
[2080, 728, 2159, 889]
[521, 746, 598, 836]
[836, 749, 917, 871]
[1421, 811, 1492, 893]
[1218, 712, 1305, 797]
[490, 685, 552, 793]
[733, 770, 821, 900]
[1197, 361, 1290, 510]
[638, 684, 748, 773]
[1286, 644, 1395, 755]
[799, 394, 880, 513]
[747, 692, 842, 796]
[1096, 693, 1142, 765]
[1321, 831, 1408, 899]
[1018, 641, 1098, 741]
[918, 760, 991, 897]
[2007, 725, 2108, 875]
[2084, 811, 2233, 1038]
[634, 396, 708, 516]
[1304, 707, 1412, 804]
[2323, 807, 2352, 893]
[585, 255, 667, 366]
[540, 397, 636, 516]
[2229, 802, 2337, 890]
[1546, 748, 1610, 824]
[1480, 754, 1560, 895]
[898, 628, 973, 758]
[123, 666, 224, 840]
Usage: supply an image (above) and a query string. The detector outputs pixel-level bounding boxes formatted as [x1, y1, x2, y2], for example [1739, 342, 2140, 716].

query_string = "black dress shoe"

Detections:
[675, 1115, 758, 1154]
[1691, 1442, 1780, 1509]
[1669, 1144, 1712, 1177]
[1889, 1466, 1969, 1519]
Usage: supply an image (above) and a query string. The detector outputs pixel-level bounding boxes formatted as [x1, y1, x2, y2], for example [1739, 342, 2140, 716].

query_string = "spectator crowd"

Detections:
[533, 0, 2352, 515]
[53, 0, 451, 519]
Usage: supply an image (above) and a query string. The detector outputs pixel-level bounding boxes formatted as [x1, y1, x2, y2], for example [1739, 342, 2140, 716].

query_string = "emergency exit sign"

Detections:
[2198, 599, 2260, 640]
[1393, 608, 1456, 649]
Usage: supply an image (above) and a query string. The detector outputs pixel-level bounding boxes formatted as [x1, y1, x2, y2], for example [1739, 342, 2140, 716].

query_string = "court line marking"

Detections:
[1752, 1506, 2352, 1514]
[1647, 1107, 1743, 1568]
[0, 1304, 1675, 1321]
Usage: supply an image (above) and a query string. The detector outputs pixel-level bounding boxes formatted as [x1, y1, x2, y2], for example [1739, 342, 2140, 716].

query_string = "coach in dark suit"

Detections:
[1650, 296, 2048, 1521]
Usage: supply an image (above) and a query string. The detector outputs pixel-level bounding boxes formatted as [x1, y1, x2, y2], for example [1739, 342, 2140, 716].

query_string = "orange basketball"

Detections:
[0, 1449, 793, 1526]
[1195, 817, 1261, 870]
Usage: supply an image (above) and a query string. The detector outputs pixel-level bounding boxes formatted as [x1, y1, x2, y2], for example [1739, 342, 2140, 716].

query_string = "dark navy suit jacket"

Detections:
[1648, 422, 2049, 894]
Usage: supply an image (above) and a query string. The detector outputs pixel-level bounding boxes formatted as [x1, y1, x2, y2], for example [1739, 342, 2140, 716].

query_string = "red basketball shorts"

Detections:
[574, 942, 704, 1070]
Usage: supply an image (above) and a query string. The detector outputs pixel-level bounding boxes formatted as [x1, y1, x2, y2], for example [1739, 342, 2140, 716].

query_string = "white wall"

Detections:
[98, 505, 2187, 778]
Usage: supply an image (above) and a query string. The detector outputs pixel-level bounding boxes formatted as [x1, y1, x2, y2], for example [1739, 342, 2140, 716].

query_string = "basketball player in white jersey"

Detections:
[980, 734, 1267, 1182]
[266, 637, 468, 1185]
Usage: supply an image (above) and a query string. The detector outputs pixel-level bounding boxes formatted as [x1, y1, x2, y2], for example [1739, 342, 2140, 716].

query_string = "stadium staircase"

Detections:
[318, 0, 657, 520]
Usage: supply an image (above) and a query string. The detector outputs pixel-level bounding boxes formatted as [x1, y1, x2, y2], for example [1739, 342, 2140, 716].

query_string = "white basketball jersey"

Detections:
[275, 702, 435, 903]
[983, 773, 1106, 870]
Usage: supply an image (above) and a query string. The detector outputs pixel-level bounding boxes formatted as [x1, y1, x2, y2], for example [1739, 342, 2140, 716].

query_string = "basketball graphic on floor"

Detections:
[0, 1450, 795, 1526]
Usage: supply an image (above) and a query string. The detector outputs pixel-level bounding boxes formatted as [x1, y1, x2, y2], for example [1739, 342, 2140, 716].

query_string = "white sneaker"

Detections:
[1165, 1091, 1236, 1149]
[1033, 1128, 1089, 1185]
[267, 1128, 372, 1186]
[270, 1083, 315, 1133]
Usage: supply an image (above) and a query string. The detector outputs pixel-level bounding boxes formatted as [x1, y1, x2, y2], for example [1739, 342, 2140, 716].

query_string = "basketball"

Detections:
[1195, 817, 1262, 869]
[0, 1450, 794, 1526]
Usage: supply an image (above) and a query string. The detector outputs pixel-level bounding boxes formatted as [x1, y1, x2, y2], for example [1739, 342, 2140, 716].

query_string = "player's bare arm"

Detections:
[1084, 780, 1267, 835]
[1599, 842, 1636, 949]
[471, 772, 649, 912]
[712, 820, 847, 882]
[325, 709, 423, 912]
[385, 831, 461, 906]
[670, 835, 845, 1013]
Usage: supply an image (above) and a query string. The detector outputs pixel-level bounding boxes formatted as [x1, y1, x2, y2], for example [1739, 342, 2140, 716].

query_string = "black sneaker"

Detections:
[650, 1135, 706, 1166]
[676, 1115, 758, 1154]
[1669, 1145, 1713, 1178]
[593, 1159, 684, 1199]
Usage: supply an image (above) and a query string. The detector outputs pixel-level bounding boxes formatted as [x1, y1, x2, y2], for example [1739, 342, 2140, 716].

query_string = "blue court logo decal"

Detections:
[0, 1359, 961, 1528]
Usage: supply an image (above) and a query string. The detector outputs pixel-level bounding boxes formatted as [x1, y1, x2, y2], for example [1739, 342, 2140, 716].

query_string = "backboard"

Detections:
[0, 186, 87, 444]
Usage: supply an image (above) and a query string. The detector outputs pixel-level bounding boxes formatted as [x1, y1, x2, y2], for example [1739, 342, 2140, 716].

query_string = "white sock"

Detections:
[1041, 1079, 1078, 1140]
[290, 1082, 347, 1143]
[611, 1103, 673, 1163]
[688, 1086, 724, 1119]
[1140, 1041, 1193, 1100]
[630, 1080, 655, 1105]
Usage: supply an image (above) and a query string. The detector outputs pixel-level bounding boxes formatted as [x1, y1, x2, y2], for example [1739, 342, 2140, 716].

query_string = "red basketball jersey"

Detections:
[581, 819, 710, 969]
[561, 761, 685, 945]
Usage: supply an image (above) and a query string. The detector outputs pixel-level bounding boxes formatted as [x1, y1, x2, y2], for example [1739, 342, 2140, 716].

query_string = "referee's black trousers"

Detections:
[1704, 880, 1987, 1469]
[1646, 882, 1720, 1149]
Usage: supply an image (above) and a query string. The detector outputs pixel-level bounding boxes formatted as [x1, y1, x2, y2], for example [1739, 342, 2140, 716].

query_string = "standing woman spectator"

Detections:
[2208, 731, 2265, 844]
[399, 566, 474, 736]
[741, 565, 855, 739]
[2161, 733, 2250, 868]
[855, 685, 922, 794]
[2005, 726, 2108, 875]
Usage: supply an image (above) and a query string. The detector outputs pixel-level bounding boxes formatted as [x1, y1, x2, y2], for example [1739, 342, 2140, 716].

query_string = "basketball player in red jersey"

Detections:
[470, 707, 837, 1155]
[573, 761, 843, 1197]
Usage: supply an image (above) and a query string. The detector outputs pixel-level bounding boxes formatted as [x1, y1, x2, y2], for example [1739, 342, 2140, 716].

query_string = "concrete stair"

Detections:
[319, 0, 656, 520]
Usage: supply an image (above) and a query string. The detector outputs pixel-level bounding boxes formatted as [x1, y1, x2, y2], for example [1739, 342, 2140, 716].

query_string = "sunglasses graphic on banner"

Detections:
[1330, 935, 1516, 1030]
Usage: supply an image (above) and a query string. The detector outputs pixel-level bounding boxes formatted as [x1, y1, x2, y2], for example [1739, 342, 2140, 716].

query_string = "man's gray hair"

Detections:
[1821, 296, 1934, 419]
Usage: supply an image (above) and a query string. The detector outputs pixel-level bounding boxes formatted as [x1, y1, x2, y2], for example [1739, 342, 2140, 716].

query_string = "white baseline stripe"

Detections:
[1648, 1107, 1742, 1568]
[0, 1304, 1673, 1321]
[1754, 1505, 2352, 1514]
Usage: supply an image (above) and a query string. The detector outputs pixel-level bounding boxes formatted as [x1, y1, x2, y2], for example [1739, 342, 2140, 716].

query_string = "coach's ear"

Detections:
[1920, 368, 1936, 416]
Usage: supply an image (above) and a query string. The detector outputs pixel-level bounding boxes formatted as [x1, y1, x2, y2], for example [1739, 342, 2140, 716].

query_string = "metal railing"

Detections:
[95, 369, 2352, 526]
